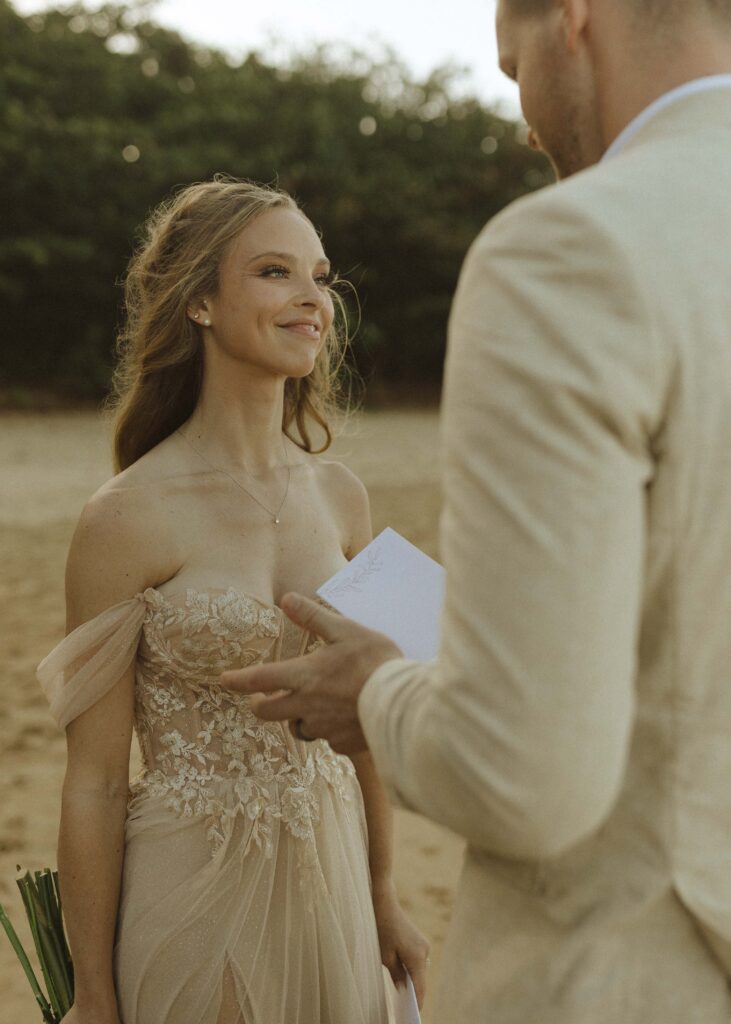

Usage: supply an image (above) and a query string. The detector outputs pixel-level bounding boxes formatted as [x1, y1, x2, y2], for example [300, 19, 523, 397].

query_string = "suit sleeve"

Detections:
[358, 191, 671, 859]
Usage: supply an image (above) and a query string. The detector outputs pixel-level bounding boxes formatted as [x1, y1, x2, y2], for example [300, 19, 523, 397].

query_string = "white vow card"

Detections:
[317, 527, 445, 661]
[391, 970, 422, 1024]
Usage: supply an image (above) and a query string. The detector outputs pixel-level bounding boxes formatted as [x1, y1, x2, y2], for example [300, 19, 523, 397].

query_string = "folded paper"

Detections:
[318, 527, 445, 662]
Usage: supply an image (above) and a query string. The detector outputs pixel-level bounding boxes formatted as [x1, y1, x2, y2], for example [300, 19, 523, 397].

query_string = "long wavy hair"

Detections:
[108, 177, 354, 472]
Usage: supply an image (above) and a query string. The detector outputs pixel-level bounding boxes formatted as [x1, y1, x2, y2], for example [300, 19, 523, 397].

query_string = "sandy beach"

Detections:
[0, 408, 464, 1023]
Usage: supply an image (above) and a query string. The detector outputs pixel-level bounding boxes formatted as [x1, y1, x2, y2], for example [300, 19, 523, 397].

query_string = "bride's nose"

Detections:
[296, 277, 327, 308]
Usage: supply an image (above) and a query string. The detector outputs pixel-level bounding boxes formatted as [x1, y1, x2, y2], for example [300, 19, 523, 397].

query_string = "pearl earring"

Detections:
[193, 312, 199, 320]
[204, 319, 211, 326]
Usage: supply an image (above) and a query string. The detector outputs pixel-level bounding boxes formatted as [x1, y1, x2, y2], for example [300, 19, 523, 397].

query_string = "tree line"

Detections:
[0, 0, 552, 403]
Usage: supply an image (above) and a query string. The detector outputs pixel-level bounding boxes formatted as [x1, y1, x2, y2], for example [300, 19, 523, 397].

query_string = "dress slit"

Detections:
[216, 960, 247, 1024]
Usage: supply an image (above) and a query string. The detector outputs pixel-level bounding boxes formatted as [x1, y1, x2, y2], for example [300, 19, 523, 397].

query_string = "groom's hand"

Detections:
[220, 593, 402, 755]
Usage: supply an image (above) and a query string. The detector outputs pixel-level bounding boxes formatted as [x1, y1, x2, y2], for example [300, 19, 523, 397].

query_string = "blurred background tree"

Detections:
[0, 0, 552, 405]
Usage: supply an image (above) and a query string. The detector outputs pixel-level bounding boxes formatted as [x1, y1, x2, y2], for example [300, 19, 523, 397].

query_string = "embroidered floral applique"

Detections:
[137, 674, 187, 727]
[131, 588, 357, 857]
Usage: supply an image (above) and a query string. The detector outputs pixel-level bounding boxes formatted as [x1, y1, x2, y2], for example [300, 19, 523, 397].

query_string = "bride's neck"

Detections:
[184, 371, 289, 476]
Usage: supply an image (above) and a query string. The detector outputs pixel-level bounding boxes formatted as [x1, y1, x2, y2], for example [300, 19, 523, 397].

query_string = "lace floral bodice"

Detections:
[128, 586, 357, 857]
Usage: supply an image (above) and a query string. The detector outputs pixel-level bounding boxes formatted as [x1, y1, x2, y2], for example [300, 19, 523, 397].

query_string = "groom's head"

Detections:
[496, 0, 731, 179]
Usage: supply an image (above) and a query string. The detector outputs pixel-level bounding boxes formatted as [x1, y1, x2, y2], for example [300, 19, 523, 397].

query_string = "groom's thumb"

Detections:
[279, 592, 346, 642]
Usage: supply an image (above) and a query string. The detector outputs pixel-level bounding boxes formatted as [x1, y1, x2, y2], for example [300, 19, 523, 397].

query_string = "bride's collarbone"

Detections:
[135, 465, 348, 600]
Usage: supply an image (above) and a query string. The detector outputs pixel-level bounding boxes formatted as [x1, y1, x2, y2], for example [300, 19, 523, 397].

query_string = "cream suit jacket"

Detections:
[359, 87, 731, 1022]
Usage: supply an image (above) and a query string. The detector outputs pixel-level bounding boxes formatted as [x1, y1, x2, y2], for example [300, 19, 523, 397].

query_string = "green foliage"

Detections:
[0, 0, 552, 399]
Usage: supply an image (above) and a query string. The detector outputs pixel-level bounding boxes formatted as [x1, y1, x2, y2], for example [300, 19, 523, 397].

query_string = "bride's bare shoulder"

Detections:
[312, 457, 372, 557]
[66, 438, 185, 614]
[87, 434, 187, 520]
[312, 457, 368, 502]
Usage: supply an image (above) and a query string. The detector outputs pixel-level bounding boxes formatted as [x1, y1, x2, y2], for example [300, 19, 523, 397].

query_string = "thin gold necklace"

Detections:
[177, 428, 291, 526]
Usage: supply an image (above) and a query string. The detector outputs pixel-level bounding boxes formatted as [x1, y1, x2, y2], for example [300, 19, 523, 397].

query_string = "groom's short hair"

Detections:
[508, 0, 731, 18]
[503, 0, 551, 13]
[506, 0, 551, 12]
[635, 0, 731, 18]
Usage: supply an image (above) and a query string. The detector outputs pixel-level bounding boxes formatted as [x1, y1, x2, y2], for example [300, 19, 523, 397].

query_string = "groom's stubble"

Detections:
[537, 44, 603, 180]
[498, 0, 731, 179]
[496, 0, 605, 180]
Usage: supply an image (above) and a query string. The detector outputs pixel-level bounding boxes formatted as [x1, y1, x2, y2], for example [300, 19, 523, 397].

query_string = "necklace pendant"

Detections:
[274, 517, 280, 525]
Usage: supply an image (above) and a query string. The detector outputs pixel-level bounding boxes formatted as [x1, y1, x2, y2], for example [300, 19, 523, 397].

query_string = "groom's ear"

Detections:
[559, 0, 590, 54]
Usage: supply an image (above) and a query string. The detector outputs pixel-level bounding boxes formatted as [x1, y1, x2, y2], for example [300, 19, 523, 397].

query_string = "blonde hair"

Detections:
[108, 176, 353, 472]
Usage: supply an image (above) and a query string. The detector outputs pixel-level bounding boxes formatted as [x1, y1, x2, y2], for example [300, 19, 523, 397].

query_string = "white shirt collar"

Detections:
[603, 75, 731, 161]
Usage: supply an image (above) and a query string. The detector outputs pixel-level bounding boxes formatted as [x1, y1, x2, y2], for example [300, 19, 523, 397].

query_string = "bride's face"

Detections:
[195, 207, 335, 379]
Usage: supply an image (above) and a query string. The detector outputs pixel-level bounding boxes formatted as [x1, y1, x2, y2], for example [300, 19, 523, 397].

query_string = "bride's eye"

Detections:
[261, 265, 289, 278]
[316, 271, 335, 287]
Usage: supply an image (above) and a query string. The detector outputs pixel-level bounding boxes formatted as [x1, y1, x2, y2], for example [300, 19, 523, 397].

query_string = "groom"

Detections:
[222, 0, 731, 1019]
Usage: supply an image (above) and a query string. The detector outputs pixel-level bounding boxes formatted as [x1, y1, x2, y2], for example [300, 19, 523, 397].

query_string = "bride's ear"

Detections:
[186, 300, 210, 325]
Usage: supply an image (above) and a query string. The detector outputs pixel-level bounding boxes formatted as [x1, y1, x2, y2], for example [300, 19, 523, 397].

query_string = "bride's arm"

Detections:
[351, 750, 394, 895]
[333, 463, 431, 1003]
[333, 462, 396, 891]
[59, 680, 132, 1024]
[57, 491, 156, 1022]
[352, 680, 431, 1010]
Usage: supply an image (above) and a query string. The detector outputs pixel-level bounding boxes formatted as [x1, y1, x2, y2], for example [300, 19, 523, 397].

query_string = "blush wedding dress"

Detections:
[38, 584, 396, 1024]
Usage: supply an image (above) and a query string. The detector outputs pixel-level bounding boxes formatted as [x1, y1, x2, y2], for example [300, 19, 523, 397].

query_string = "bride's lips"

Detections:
[277, 320, 321, 339]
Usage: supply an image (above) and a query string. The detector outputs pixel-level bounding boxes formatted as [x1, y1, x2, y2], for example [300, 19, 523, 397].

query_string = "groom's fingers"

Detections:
[279, 592, 363, 643]
[249, 690, 302, 722]
[221, 658, 307, 694]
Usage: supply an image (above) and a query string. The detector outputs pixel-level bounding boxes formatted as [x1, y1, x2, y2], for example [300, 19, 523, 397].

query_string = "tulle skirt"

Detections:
[114, 776, 392, 1024]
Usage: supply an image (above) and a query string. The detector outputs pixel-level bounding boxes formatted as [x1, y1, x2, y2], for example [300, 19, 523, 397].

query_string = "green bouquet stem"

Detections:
[0, 867, 74, 1023]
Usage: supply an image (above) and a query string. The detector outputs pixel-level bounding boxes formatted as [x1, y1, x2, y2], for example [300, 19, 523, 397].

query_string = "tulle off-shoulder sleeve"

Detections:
[36, 594, 147, 729]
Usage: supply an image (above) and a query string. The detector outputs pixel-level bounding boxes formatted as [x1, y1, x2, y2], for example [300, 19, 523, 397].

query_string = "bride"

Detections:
[38, 177, 429, 1024]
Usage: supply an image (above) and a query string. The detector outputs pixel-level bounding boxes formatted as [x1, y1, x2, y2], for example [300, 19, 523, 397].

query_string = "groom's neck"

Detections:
[590, 7, 731, 152]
